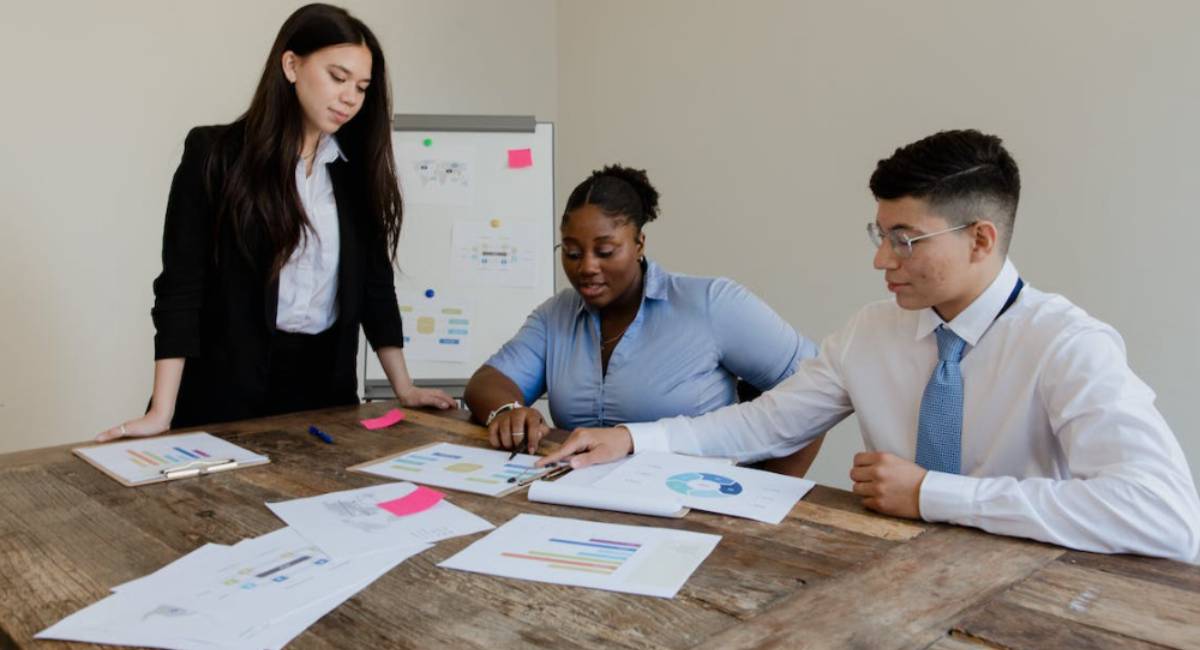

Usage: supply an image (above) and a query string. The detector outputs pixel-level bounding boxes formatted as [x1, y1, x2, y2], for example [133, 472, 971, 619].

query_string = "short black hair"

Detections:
[562, 164, 660, 231]
[870, 129, 1021, 253]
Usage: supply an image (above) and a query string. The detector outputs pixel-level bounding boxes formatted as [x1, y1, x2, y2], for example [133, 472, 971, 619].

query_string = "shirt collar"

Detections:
[915, 257, 1020, 346]
[574, 258, 667, 317]
[314, 134, 347, 165]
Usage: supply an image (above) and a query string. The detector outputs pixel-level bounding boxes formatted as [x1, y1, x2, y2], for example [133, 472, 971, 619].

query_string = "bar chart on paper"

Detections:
[74, 433, 269, 486]
[439, 514, 722, 598]
[501, 536, 641, 575]
[350, 442, 554, 496]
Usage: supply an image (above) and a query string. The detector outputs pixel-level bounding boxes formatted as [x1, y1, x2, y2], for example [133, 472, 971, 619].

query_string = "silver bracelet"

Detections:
[485, 401, 523, 426]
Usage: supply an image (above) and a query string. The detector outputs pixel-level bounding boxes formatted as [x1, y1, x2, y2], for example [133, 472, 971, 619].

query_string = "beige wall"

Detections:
[0, 0, 557, 453]
[3, 1, 1197, 494]
[557, 0, 1200, 489]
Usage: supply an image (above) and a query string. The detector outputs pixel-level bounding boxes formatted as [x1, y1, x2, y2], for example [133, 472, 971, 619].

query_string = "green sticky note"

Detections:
[423, 138, 433, 147]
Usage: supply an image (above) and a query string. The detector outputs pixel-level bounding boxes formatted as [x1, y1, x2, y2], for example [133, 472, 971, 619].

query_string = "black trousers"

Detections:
[261, 324, 359, 418]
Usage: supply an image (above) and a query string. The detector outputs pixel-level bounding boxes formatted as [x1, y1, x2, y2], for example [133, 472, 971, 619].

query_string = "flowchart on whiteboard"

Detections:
[452, 219, 539, 288]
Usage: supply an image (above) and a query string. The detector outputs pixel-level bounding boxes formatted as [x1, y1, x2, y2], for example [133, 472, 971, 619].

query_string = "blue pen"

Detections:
[308, 426, 334, 444]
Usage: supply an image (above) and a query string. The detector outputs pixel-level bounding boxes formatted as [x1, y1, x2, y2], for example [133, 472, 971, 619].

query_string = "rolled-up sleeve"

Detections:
[484, 302, 551, 406]
[151, 128, 214, 360]
[707, 278, 819, 390]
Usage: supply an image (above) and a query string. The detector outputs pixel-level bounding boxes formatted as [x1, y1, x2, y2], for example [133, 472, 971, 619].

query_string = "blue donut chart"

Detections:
[665, 472, 743, 498]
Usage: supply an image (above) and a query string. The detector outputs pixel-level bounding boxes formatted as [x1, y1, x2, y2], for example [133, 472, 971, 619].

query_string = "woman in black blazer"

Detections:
[99, 4, 451, 441]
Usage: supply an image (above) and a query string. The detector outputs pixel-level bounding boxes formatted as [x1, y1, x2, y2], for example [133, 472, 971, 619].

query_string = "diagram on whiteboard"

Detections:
[396, 143, 476, 206]
[451, 219, 539, 288]
[397, 291, 475, 363]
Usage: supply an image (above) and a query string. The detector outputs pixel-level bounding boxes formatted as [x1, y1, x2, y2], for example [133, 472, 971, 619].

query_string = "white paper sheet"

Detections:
[266, 482, 493, 559]
[396, 290, 474, 363]
[527, 458, 686, 517]
[37, 527, 424, 649]
[397, 142, 476, 206]
[75, 432, 268, 485]
[439, 513, 720, 598]
[353, 442, 556, 496]
[591, 452, 815, 524]
[451, 219, 539, 288]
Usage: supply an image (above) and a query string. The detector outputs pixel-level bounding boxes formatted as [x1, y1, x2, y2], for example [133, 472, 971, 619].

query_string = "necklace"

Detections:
[601, 322, 631, 347]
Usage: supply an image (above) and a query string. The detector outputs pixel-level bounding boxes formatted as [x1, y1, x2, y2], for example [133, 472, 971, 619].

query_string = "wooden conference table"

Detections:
[1, 403, 1197, 649]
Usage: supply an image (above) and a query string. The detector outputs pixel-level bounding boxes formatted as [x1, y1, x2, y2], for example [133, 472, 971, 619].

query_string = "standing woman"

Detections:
[99, 4, 451, 442]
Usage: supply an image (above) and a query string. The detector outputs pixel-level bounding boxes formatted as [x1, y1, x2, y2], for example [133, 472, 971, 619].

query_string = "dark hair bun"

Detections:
[594, 164, 659, 224]
[562, 163, 661, 229]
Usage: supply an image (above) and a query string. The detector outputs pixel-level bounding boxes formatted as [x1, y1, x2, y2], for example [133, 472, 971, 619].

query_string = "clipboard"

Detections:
[348, 441, 559, 497]
[73, 432, 271, 487]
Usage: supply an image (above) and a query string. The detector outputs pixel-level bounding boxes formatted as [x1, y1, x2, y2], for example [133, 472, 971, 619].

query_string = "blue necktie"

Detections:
[915, 325, 967, 474]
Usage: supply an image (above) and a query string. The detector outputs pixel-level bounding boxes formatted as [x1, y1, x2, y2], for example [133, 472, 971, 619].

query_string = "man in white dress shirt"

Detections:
[541, 129, 1200, 562]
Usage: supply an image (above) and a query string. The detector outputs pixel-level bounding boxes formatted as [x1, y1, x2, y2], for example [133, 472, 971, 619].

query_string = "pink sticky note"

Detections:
[378, 486, 444, 516]
[361, 408, 405, 430]
[507, 148, 533, 169]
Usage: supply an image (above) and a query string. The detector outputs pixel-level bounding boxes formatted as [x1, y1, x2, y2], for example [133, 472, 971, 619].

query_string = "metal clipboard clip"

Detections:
[160, 458, 239, 480]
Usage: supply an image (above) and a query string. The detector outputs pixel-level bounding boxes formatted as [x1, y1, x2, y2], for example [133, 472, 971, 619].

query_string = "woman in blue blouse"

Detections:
[463, 165, 825, 475]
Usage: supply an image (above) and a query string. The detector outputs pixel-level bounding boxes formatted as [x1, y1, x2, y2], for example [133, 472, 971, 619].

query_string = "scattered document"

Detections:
[590, 452, 814, 524]
[527, 457, 688, 518]
[451, 219, 540, 288]
[349, 442, 556, 496]
[74, 432, 269, 487]
[37, 527, 424, 649]
[266, 482, 494, 559]
[439, 513, 720, 598]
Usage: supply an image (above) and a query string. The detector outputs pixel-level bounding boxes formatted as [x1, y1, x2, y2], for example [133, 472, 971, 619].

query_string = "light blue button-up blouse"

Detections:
[485, 260, 818, 430]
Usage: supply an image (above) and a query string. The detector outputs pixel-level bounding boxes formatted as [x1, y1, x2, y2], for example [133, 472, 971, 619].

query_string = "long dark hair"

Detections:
[209, 3, 401, 279]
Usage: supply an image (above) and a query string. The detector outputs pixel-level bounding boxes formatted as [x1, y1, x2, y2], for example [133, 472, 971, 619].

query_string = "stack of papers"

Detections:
[37, 482, 495, 649]
[529, 452, 815, 524]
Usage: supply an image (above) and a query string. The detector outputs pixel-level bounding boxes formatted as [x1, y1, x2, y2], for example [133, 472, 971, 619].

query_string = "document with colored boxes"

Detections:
[348, 442, 554, 497]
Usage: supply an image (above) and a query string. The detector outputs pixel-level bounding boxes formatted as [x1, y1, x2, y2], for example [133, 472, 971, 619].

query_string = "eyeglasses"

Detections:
[866, 222, 973, 259]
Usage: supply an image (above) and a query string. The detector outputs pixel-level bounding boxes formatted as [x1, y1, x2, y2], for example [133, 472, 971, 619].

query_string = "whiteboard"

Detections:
[362, 116, 555, 398]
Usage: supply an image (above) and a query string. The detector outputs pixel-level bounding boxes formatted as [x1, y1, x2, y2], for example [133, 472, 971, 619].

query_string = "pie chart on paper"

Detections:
[665, 472, 744, 498]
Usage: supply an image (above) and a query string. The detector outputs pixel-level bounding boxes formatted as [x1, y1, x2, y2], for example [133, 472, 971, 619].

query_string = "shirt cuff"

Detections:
[619, 422, 671, 454]
[918, 471, 979, 523]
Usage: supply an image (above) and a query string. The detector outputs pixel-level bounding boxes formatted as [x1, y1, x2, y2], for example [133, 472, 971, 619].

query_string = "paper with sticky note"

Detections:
[361, 408, 406, 430]
[266, 482, 493, 559]
[378, 486, 445, 516]
[507, 148, 533, 168]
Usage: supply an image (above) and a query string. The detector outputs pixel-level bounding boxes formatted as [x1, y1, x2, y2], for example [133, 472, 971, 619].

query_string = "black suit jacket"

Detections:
[151, 122, 405, 428]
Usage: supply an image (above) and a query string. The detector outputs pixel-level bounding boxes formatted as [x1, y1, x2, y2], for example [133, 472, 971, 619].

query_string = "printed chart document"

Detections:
[348, 442, 556, 496]
[527, 457, 688, 518]
[440, 513, 720, 598]
[590, 452, 815, 524]
[266, 482, 494, 559]
[37, 527, 425, 649]
[74, 432, 269, 487]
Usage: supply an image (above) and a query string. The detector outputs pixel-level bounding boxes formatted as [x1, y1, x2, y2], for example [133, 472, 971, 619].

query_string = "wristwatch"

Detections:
[486, 401, 523, 426]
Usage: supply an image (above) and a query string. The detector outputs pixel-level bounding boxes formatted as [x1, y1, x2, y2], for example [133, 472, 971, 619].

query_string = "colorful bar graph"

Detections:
[126, 450, 159, 466]
[174, 447, 200, 460]
[500, 537, 639, 575]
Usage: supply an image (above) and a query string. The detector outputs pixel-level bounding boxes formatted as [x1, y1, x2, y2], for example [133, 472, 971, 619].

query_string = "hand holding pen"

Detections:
[487, 407, 550, 459]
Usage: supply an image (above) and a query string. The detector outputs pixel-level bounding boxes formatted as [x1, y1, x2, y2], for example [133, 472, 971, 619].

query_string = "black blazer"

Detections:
[151, 121, 405, 428]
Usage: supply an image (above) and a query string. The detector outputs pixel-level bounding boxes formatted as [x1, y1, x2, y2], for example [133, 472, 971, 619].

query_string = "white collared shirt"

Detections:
[276, 134, 345, 334]
[625, 259, 1200, 562]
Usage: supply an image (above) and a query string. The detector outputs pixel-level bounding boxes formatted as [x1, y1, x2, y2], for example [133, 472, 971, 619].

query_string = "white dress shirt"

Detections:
[625, 259, 1200, 562]
[276, 134, 345, 334]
